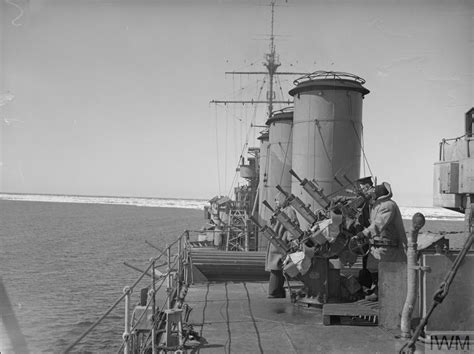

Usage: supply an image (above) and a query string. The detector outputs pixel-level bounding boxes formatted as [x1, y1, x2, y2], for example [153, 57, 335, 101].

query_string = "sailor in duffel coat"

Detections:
[359, 182, 407, 263]
[265, 199, 299, 298]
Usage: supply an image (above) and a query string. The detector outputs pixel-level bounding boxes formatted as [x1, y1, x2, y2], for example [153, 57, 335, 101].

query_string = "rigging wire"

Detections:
[214, 105, 222, 195]
[226, 124, 252, 198]
[213, 103, 244, 122]
[225, 106, 229, 192]
[315, 119, 333, 163]
[226, 76, 266, 197]
[226, 57, 266, 74]
[240, 75, 243, 152]
[351, 120, 373, 177]
[219, 65, 268, 102]
[278, 123, 293, 187]
[275, 75, 288, 112]
[234, 109, 237, 164]
[264, 141, 270, 187]
[233, 75, 238, 166]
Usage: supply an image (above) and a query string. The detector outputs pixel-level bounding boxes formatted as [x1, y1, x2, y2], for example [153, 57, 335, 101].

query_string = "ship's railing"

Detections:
[293, 70, 367, 85]
[64, 230, 195, 354]
[438, 134, 474, 161]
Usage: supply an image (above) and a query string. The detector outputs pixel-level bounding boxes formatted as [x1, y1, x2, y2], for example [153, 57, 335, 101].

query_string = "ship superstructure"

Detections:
[205, 1, 310, 253]
[61, 2, 473, 353]
[434, 108, 474, 213]
[204, 1, 373, 254]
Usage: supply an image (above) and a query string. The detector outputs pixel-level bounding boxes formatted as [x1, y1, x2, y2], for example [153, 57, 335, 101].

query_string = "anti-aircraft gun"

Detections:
[261, 200, 305, 240]
[248, 215, 290, 255]
[275, 185, 320, 227]
[257, 170, 374, 259]
[289, 169, 331, 209]
[289, 169, 373, 231]
[278, 171, 375, 262]
[251, 171, 375, 305]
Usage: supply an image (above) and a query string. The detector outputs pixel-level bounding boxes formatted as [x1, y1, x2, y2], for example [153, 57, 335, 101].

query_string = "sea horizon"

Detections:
[0, 192, 465, 221]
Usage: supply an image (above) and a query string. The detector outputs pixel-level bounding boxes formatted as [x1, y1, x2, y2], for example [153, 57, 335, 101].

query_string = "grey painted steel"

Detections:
[289, 76, 369, 226]
[257, 111, 293, 250]
[266, 110, 293, 208]
[263, 111, 294, 228]
[421, 253, 474, 332]
[257, 131, 270, 250]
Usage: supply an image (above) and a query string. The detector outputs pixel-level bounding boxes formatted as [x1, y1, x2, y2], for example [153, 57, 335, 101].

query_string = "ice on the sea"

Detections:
[400, 206, 464, 221]
[0, 193, 207, 210]
[0, 194, 465, 221]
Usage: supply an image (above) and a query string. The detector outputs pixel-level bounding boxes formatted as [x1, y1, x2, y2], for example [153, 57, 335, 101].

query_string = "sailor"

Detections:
[265, 199, 299, 298]
[355, 176, 374, 229]
[353, 177, 375, 288]
[357, 182, 407, 263]
[352, 182, 406, 300]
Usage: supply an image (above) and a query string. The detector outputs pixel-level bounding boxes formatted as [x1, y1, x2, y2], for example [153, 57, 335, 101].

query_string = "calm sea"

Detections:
[0, 200, 203, 353]
[0, 198, 466, 353]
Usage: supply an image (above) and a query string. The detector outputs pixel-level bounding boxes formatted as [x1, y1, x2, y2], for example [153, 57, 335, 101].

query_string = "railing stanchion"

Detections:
[151, 259, 157, 354]
[123, 286, 131, 354]
[65, 230, 194, 353]
[184, 231, 188, 285]
[178, 237, 182, 296]
[167, 245, 172, 310]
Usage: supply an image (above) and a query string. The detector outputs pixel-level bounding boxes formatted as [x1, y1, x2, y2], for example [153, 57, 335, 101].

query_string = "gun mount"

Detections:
[289, 169, 331, 208]
[262, 200, 305, 240]
[275, 184, 319, 225]
[249, 216, 290, 254]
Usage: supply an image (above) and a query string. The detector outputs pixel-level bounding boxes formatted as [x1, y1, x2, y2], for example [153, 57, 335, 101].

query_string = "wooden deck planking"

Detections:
[185, 281, 406, 353]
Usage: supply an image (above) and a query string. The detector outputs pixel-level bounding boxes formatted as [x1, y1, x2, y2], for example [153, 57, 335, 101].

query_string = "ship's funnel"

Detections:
[257, 108, 294, 250]
[289, 71, 369, 226]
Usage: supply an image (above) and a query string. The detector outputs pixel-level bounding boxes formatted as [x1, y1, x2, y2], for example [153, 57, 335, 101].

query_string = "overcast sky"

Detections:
[0, 0, 472, 206]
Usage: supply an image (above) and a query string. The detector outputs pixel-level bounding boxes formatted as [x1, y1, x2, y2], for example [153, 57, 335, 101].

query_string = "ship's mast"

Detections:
[210, 1, 307, 118]
[209, 1, 308, 252]
[265, 1, 280, 117]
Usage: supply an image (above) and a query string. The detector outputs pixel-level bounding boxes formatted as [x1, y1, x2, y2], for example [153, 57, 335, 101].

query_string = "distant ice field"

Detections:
[0, 193, 464, 221]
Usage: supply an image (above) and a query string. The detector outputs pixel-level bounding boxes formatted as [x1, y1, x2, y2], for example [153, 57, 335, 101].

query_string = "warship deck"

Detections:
[185, 281, 406, 353]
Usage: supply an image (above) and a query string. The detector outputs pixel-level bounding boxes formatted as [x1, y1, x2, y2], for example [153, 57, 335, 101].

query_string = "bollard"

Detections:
[123, 286, 131, 354]
[401, 212, 425, 338]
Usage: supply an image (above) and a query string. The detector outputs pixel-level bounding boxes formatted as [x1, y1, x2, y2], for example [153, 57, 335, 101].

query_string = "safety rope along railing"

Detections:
[63, 230, 192, 354]
[118, 243, 187, 354]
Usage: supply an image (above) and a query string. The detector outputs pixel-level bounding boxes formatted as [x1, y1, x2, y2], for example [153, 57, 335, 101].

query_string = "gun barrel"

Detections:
[262, 200, 275, 212]
[289, 169, 303, 183]
[343, 174, 353, 186]
[289, 197, 318, 224]
[275, 185, 288, 196]
[260, 227, 290, 254]
[249, 215, 262, 229]
[274, 212, 304, 239]
[302, 181, 331, 207]
[334, 176, 344, 187]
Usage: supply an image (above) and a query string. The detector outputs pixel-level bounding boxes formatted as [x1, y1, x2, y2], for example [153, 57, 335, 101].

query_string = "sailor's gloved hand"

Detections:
[289, 239, 299, 249]
[355, 232, 368, 243]
[270, 215, 276, 225]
